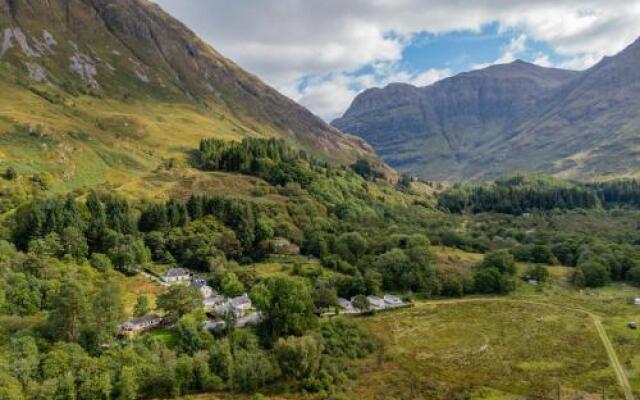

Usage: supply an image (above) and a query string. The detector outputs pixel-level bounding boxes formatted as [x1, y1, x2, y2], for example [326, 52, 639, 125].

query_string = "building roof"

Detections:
[191, 278, 208, 289]
[231, 293, 251, 307]
[123, 314, 162, 326]
[165, 268, 189, 278]
[204, 295, 225, 306]
[338, 297, 352, 306]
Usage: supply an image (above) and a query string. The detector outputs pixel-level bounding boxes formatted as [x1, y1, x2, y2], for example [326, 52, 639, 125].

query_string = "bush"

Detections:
[3, 167, 17, 180]
[577, 261, 610, 287]
[480, 250, 516, 275]
[274, 335, 323, 380]
[526, 264, 549, 283]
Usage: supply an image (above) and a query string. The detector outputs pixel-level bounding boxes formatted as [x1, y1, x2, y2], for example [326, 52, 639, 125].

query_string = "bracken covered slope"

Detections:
[333, 37, 640, 181]
[0, 0, 376, 190]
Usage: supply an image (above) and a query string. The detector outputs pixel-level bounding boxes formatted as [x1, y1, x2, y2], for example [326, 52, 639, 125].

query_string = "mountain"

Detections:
[0, 0, 376, 190]
[333, 38, 640, 181]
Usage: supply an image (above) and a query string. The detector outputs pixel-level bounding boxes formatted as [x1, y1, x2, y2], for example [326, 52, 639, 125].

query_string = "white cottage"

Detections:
[384, 294, 403, 306]
[163, 268, 190, 284]
[118, 314, 163, 336]
[191, 278, 214, 298]
[367, 295, 387, 310]
[214, 294, 253, 318]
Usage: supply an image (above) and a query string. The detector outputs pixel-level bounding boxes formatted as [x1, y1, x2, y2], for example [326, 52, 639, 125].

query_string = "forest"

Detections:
[2, 139, 640, 399]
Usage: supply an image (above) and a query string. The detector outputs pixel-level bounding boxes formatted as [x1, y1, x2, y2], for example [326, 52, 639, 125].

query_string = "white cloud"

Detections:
[532, 52, 553, 67]
[284, 66, 451, 121]
[153, 0, 640, 119]
[410, 68, 453, 87]
[471, 33, 529, 70]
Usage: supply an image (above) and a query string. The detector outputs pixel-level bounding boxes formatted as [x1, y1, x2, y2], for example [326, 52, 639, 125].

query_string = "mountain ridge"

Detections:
[333, 38, 640, 181]
[0, 0, 379, 191]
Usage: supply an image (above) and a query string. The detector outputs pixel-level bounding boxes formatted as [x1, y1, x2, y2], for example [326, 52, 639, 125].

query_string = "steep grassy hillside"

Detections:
[0, 0, 377, 191]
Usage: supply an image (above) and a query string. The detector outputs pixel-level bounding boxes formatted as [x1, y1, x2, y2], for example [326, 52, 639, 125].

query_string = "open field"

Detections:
[170, 248, 640, 400]
[355, 299, 620, 400]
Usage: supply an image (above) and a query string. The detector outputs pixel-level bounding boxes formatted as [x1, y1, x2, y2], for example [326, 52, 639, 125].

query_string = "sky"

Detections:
[153, 0, 640, 121]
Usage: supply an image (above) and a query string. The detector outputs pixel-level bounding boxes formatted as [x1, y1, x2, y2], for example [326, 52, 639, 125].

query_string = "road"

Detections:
[418, 297, 635, 400]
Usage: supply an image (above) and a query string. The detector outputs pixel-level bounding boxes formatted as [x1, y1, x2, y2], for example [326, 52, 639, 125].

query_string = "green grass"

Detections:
[145, 328, 177, 347]
[355, 300, 620, 399]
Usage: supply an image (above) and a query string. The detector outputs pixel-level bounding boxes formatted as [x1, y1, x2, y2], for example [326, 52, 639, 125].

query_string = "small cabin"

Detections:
[191, 278, 214, 298]
[214, 294, 253, 318]
[384, 294, 403, 306]
[203, 294, 226, 310]
[118, 314, 163, 337]
[163, 268, 191, 283]
[338, 297, 358, 313]
[366, 296, 387, 310]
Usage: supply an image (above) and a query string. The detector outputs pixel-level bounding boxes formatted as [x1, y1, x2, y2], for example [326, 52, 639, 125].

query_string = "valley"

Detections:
[2, 1, 640, 400]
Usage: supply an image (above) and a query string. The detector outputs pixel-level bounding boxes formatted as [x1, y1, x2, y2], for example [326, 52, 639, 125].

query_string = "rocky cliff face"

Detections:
[333, 40, 640, 181]
[0, 0, 376, 181]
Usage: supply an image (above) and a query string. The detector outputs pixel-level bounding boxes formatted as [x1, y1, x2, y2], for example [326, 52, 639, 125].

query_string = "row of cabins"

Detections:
[163, 269, 254, 318]
[337, 294, 406, 315]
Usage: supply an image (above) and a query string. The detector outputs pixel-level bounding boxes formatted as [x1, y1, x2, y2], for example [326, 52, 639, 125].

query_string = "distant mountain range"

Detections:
[0, 0, 376, 190]
[333, 37, 640, 181]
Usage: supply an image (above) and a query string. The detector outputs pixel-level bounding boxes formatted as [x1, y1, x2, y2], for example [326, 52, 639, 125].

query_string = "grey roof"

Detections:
[204, 295, 225, 304]
[124, 314, 162, 326]
[338, 298, 353, 307]
[191, 278, 208, 289]
[230, 293, 251, 307]
[165, 268, 189, 278]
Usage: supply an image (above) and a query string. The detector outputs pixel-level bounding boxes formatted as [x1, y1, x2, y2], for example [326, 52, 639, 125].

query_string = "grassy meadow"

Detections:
[172, 248, 640, 400]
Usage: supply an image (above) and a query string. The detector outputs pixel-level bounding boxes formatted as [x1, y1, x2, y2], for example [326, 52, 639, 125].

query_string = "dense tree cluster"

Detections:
[473, 250, 517, 294]
[0, 236, 377, 398]
[350, 158, 384, 181]
[438, 176, 599, 215]
[196, 138, 316, 187]
[439, 175, 640, 215]
[590, 179, 640, 207]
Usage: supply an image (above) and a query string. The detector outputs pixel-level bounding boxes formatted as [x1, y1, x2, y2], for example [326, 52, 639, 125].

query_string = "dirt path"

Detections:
[591, 315, 635, 400]
[418, 297, 635, 400]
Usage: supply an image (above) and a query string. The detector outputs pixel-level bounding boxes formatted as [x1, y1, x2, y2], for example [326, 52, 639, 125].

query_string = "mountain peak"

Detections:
[0, 0, 380, 189]
[333, 35, 640, 181]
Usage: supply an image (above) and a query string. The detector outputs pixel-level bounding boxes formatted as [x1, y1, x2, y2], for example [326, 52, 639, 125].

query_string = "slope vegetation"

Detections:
[0, 0, 375, 190]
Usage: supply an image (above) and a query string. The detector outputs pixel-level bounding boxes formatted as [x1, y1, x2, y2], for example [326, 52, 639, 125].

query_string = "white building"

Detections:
[367, 295, 387, 310]
[203, 294, 226, 309]
[384, 294, 403, 306]
[338, 297, 358, 314]
[214, 293, 253, 318]
[118, 314, 162, 336]
[191, 278, 214, 298]
[163, 268, 190, 284]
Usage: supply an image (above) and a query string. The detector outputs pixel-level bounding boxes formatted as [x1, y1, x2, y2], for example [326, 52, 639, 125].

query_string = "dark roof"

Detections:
[126, 314, 162, 326]
[191, 278, 208, 289]
[165, 268, 189, 278]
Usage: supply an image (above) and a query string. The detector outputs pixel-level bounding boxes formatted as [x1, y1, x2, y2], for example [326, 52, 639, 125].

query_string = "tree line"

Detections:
[438, 175, 640, 215]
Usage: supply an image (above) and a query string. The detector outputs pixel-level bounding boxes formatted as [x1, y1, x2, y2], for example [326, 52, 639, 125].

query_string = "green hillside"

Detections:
[0, 0, 378, 191]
